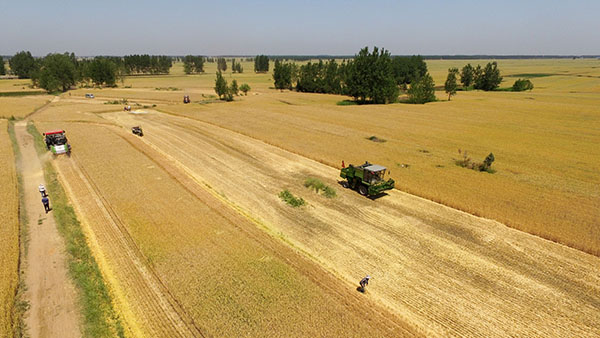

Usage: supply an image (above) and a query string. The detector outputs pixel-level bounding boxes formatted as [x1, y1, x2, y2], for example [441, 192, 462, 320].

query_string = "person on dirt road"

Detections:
[42, 196, 51, 213]
[39, 183, 47, 197]
[359, 275, 370, 292]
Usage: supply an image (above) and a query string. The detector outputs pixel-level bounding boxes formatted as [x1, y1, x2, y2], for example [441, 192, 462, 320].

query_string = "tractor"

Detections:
[183, 95, 190, 104]
[340, 161, 394, 196]
[43, 130, 71, 156]
[132, 126, 144, 137]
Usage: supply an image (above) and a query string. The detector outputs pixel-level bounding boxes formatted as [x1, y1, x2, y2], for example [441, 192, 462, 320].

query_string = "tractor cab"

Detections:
[43, 130, 71, 155]
[340, 161, 395, 196]
[183, 95, 190, 104]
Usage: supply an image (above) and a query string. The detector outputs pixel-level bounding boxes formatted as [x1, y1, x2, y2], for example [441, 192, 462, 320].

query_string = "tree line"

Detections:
[272, 47, 433, 104]
[183, 55, 205, 74]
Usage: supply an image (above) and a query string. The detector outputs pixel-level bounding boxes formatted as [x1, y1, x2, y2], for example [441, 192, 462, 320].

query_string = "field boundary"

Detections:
[26, 123, 125, 337]
[6, 121, 28, 337]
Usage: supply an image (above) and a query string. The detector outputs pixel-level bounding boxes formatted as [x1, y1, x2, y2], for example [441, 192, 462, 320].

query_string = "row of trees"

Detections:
[0, 58, 5, 75]
[183, 55, 205, 74]
[217, 57, 228, 72]
[231, 59, 243, 73]
[120, 55, 172, 74]
[254, 55, 269, 72]
[460, 62, 502, 91]
[272, 47, 433, 104]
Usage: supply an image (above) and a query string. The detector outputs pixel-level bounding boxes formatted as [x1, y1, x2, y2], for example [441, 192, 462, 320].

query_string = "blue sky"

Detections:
[1, 0, 598, 56]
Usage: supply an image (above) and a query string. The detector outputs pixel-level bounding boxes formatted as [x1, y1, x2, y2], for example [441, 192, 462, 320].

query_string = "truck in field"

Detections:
[340, 161, 394, 196]
[43, 130, 71, 155]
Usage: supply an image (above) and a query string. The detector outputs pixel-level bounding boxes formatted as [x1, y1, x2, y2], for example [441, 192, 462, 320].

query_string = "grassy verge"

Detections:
[278, 190, 306, 207]
[0, 91, 46, 97]
[304, 178, 336, 198]
[26, 122, 124, 338]
[7, 121, 29, 337]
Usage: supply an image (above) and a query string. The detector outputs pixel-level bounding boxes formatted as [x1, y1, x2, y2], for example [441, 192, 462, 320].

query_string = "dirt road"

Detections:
[103, 110, 600, 337]
[14, 121, 80, 338]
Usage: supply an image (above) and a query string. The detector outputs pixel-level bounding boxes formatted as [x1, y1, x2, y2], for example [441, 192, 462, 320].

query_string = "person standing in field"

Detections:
[359, 275, 371, 292]
[39, 183, 47, 197]
[42, 196, 51, 213]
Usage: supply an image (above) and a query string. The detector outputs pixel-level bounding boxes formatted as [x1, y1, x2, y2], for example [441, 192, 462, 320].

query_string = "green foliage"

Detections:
[336, 100, 358, 106]
[36, 53, 78, 92]
[0, 58, 5, 75]
[273, 60, 294, 90]
[474, 62, 502, 91]
[366, 135, 386, 143]
[214, 71, 228, 99]
[230, 79, 239, 96]
[460, 64, 474, 88]
[407, 73, 436, 104]
[254, 55, 269, 72]
[278, 190, 306, 207]
[345, 47, 399, 104]
[217, 57, 227, 72]
[239, 83, 251, 95]
[9, 51, 38, 79]
[512, 78, 534, 91]
[83, 57, 117, 87]
[122, 55, 172, 74]
[455, 149, 496, 173]
[445, 67, 459, 100]
[296, 59, 343, 94]
[391, 55, 427, 85]
[231, 59, 243, 73]
[304, 178, 336, 198]
[183, 55, 205, 74]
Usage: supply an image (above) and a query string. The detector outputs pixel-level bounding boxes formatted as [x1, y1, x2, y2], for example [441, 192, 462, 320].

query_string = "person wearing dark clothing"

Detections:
[42, 196, 51, 213]
[359, 275, 371, 292]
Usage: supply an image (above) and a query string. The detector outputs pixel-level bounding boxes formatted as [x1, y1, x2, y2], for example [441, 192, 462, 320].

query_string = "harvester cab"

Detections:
[183, 95, 190, 104]
[43, 130, 71, 156]
[132, 126, 144, 137]
[340, 161, 395, 196]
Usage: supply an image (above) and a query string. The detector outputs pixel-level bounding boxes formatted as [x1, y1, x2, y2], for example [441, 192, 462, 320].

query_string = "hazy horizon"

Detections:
[1, 0, 599, 56]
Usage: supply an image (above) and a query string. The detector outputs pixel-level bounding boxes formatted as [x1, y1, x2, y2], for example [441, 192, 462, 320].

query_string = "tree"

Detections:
[183, 55, 205, 74]
[444, 67, 459, 101]
[345, 47, 399, 104]
[512, 78, 534, 91]
[217, 58, 227, 72]
[474, 62, 502, 91]
[0, 57, 5, 76]
[254, 55, 269, 72]
[460, 64, 474, 88]
[230, 79, 239, 95]
[214, 71, 228, 99]
[407, 73, 436, 104]
[9, 51, 37, 78]
[84, 57, 117, 87]
[240, 83, 250, 95]
[391, 55, 427, 85]
[273, 60, 293, 90]
[36, 53, 77, 92]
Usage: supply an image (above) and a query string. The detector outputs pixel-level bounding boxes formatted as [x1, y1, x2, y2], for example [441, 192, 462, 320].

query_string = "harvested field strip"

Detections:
[28, 123, 124, 337]
[104, 110, 600, 337]
[47, 121, 417, 336]
[0, 120, 20, 336]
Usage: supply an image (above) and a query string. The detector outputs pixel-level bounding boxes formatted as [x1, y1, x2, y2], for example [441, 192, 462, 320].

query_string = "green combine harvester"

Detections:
[340, 161, 395, 196]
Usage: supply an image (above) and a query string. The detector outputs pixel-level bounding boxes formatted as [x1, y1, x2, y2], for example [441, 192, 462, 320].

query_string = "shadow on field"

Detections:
[337, 180, 390, 200]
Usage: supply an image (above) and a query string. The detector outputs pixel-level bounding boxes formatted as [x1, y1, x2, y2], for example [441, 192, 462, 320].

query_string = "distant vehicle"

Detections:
[340, 161, 394, 196]
[85, 93, 95, 99]
[43, 130, 71, 156]
[183, 95, 190, 104]
[124, 105, 132, 111]
[132, 126, 144, 137]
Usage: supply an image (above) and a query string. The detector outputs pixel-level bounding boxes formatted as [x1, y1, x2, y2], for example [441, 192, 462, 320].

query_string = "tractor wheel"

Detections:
[342, 181, 349, 188]
[350, 178, 358, 189]
[358, 184, 368, 196]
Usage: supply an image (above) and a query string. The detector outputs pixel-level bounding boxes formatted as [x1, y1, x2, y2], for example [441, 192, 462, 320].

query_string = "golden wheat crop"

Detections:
[0, 96, 52, 119]
[36, 120, 412, 337]
[158, 59, 600, 255]
[0, 119, 19, 336]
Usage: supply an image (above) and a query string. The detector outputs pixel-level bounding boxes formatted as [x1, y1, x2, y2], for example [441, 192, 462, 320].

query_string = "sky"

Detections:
[1, 0, 599, 56]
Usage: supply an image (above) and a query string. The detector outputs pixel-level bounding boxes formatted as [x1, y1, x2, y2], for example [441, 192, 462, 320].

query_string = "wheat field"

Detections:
[0, 119, 20, 335]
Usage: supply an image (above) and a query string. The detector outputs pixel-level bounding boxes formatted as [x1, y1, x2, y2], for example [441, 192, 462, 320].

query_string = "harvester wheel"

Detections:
[358, 184, 368, 196]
